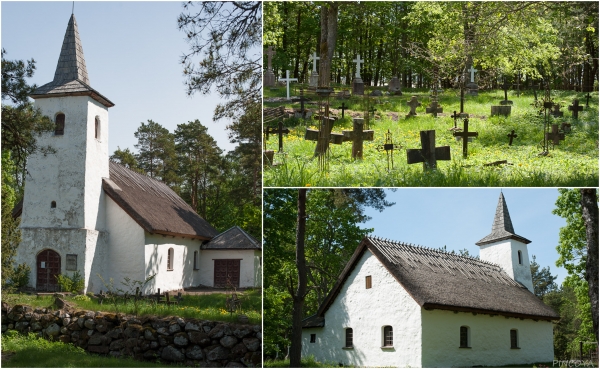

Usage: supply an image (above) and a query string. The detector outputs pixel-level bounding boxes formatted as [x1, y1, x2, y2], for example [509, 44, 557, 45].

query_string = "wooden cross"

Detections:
[453, 118, 478, 158]
[450, 111, 462, 132]
[406, 96, 421, 117]
[304, 116, 343, 156]
[407, 130, 451, 170]
[550, 103, 563, 117]
[265, 121, 290, 153]
[507, 130, 518, 146]
[368, 106, 377, 118]
[311, 51, 320, 72]
[294, 89, 310, 117]
[568, 99, 583, 119]
[342, 118, 374, 160]
[376, 129, 402, 171]
[353, 54, 364, 78]
[337, 102, 348, 118]
[468, 65, 478, 83]
[281, 70, 298, 100]
[266, 46, 275, 70]
[426, 100, 443, 118]
[545, 124, 565, 146]
[500, 78, 512, 105]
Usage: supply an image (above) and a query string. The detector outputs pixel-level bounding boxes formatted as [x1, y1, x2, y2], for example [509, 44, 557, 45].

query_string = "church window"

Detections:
[55, 113, 65, 135]
[518, 250, 522, 265]
[460, 326, 470, 348]
[345, 328, 353, 348]
[193, 251, 199, 270]
[310, 334, 316, 343]
[383, 326, 393, 347]
[510, 329, 519, 349]
[167, 248, 174, 271]
[366, 275, 372, 289]
[51, 201, 56, 208]
[95, 117, 100, 139]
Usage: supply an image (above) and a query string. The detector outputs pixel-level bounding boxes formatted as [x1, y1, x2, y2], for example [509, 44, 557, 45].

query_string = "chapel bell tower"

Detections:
[476, 192, 535, 293]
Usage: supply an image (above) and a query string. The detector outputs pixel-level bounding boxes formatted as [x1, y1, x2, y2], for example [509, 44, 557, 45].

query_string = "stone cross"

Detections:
[311, 52, 320, 72]
[376, 129, 402, 171]
[281, 70, 298, 100]
[568, 99, 583, 119]
[266, 46, 275, 70]
[453, 118, 478, 158]
[426, 100, 443, 118]
[342, 118, 374, 160]
[406, 96, 421, 117]
[550, 103, 563, 118]
[507, 130, 518, 146]
[264, 121, 290, 153]
[353, 54, 364, 78]
[337, 102, 348, 118]
[468, 65, 478, 83]
[407, 130, 451, 170]
[545, 124, 565, 146]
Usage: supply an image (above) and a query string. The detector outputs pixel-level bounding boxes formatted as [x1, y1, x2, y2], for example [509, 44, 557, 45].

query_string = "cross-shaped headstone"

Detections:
[368, 106, 377, 118]
[376, 129, 402, 171]
[353, 54, 364, 78]
[468, 65, 478, 83]
[311, 51, 320, 73]
[337, 102, 349, 118]
[266, 46, 275, 70]
[304, 116, 343, 156]
[585, 92, 591, 107]
[545, 124, 565, 146]
[407, 130, 451, 170]
[568, 99, 583, 119]
[500, 78, 513, 105]
[453, 118, 479, 158]
[265, 121, 290, 153]
[450, 111, 462, 132]
[561, 122, 572, 134]
[406, 96, 421, 117]
[342, 118, 374, 160]
[426, 100, 443, 118]
[507, 130, 518, 146]
[550, 103, 563, 117]
[281, 70, 298, 100]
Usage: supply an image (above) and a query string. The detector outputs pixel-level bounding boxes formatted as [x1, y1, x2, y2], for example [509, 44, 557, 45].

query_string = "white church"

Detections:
[301, 192, 559, 367]
[13, 14, 261, 294]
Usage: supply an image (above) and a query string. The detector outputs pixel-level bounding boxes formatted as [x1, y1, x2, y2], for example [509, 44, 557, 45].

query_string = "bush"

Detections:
[9, 263, 30, 289]
[72, 294, 91, 302]
[56, 271, 85, 294]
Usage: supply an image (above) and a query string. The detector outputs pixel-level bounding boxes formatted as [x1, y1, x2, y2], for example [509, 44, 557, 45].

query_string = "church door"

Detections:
[37, 250, 61, 291]
[214, 260, 240, 288]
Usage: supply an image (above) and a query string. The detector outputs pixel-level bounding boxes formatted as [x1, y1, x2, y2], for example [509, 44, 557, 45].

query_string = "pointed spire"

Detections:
[476, 192, 531, 246]
[53, 14, 89, 85]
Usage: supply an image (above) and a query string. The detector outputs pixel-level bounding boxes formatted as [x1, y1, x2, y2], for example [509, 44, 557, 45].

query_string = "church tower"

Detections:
[476, 192, 535, 293]
[18, 14, 114, 292]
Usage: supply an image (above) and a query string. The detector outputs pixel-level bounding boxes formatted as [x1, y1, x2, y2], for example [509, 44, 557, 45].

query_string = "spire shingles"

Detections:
[476, 192, 531, 246]
[53, 14, 89, 85]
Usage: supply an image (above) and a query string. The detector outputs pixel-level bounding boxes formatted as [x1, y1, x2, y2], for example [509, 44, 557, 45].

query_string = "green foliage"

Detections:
[1, 151, 20, 290]
[72, 294, 91, 302]
[134, 120, 178, 186]
[56, 271, 85, 294]
[530, 255, 558, 298]
[110, 147, 142, 173]
[8, 263, 30, 290]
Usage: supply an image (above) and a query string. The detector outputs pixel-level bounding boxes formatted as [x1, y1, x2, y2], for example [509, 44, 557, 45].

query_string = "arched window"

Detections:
[55, 113, 65, 135]
[383, 326, 393, 347]
[518, 250, 522, 265]
[460, 326, 470, 348]
[95, 117, 100, 139]
[345, 328, 353, 348]
[510, 329, 519, 349]
[167, 248, 174, 271]
[51, 201, 56, 208]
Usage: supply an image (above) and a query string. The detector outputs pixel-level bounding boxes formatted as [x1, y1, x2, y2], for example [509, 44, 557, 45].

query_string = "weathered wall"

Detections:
[479, 239, 534, 293]
[1, 303, 262, 367]
[198, 249, 261, 288]
[301, 250, 422, 367]
[421, 309, 554, 367]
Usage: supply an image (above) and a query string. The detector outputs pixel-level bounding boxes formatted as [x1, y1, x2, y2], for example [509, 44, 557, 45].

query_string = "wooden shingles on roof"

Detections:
[203, 226, 261, 250]
[103, 162, 218, 240]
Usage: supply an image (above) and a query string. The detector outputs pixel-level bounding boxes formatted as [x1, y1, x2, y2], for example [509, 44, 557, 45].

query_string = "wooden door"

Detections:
[37, 249, 61, 291]
[214, 259, 240, 287]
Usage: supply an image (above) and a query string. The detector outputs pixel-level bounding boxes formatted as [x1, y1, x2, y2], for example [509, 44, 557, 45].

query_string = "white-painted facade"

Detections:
[480, 239, 535, 293]
[198, 249, 262, 288]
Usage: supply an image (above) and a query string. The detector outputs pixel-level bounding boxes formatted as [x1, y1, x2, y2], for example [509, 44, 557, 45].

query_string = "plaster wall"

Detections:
[421, 309, 554, 367]
[253, 251, 262, 287]
[198, 249, 261, 288]
[301, 250, 422, 367]
[479, 239, 534, 292]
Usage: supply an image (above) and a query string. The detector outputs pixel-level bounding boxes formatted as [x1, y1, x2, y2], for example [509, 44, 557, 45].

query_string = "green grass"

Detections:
[2, 289, 262, 324]
[264, 356, 355, 368]
[264, 86, 599, 187]
[1, 330, 172, 367]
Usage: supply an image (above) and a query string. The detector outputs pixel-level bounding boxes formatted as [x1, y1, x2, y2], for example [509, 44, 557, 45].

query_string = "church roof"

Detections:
[304, 236, 558, 327]
[30, 14, 114, 108]
[476, 192, 531, 246]
[203, 226, 261, 250]
[103, 162, 218, 240]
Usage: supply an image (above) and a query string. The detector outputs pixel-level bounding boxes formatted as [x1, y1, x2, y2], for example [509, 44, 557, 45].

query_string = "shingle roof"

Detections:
[31, 14, 114, 108]
[103, 162, 218, 240]
[203, 226, 261, 250]
[476, 192, 531, 246]
[305, 236, 558, 326]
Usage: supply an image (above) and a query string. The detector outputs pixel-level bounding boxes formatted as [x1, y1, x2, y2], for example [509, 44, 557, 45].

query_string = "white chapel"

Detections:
[13, 14, 261, 294]
[301, 192, 558, 367]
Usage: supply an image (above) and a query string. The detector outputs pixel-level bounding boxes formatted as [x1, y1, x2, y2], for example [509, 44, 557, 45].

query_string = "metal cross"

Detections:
[407, 130, 451, 170]
[507, 130, 518, 146]
[539, 83, 553, 156]
[281, 70, 298, 100]
[450, 111, 462, 132]
[311, 51, 320, 73]
[376, 129, 402, 171]
[568, 99, 583, 119]
[460, 85, 465, 114]
[337, 102, 348, 118]
[265, 121, 290, 153]
[545, 124, 565, 147]
[453, 118, 479, 158]
[266, 46, 275, 70]
[468, 65, 478, 83]
[500, 77, 512, 105]
[353, 54, 364, 78]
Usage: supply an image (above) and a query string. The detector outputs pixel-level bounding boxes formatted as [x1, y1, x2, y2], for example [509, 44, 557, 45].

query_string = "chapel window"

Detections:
[51, 201, 56, 208]
[510, 329, 519, 349]
[95, 117, 100, 139]
[366, 275, 372, 289]
[383, 326, 393, 347]
[345, 328, 353, 348]
[193, 250, 199, 270]
[518, 250, 522, 265]
[55, 113, 65, 135]
[310, 334, 316, 343]
[167, 248, 174, 271]
[460, 326, 470, 348]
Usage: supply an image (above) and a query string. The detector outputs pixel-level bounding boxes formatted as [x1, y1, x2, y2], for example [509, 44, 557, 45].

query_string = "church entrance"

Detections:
[36, 249, 61, 291]
[214, 259, 240, 288]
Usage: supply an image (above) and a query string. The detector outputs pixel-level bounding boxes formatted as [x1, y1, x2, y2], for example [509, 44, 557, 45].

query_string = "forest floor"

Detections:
[263, 85, 598, 187]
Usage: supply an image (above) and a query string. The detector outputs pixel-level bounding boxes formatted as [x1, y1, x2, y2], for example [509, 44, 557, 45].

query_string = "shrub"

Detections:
[10, 263, 30, 289]
[72, 294, 91, 302]
[56, 271, 85, 294]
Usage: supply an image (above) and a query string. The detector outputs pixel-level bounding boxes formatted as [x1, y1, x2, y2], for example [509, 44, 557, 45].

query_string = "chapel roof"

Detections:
[102, 162, 218, 240]
[476, 192, 531, 246]
[202, 226, 261, 250]
[304, 236, 558, 327]
[30, 14, 114, 108]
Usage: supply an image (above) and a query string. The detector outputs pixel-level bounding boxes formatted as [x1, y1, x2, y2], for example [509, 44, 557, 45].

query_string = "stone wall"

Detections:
[1, 302, 262, 367]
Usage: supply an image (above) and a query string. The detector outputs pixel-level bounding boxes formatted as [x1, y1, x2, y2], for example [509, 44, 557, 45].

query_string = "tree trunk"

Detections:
[318, 2, 339, 87]
[289, 189, 308, 367]
[580, 188, 599, 343]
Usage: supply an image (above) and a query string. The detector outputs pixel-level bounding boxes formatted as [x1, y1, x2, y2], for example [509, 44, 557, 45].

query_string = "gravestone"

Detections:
[466, 64, 479, 96]
[309, 51, 320, 88]
[388, 76, 402, 95]
[337, 102, 349, 118]
[352, 55, 365, 95]
[507, 130, 518, 146]
[406, 130, 451, 170]
[406, 96, 421, 118]
[550, 104, 563, 118]
[304, 116, 344, 156]
[376, 129, 402, 171]
[265, 121, 290, 153]
[545, 124, 565, 146]
[370, 90, 383, 97]
[342, 118, 374, 160]
[281, 70, 298, 100]
[491, 105, 511, 116]
[568, 99, 583, 119]
[263, 46, 276, 87]
[453, 118, 478, 158]
[426, 100, 443, 118]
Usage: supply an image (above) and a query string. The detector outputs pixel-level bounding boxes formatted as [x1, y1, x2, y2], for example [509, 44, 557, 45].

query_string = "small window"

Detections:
[55, 113, 65, 135]
[310, 334, 316, 343]
[345, 328, 353, 348]
[518, 250, 522, 265]
[366, 275, 372, 289]
[167, 248, 174, 271]
[193, 251, 198, 270]
[510, 329, 519, 349]
[51, 201, 56, 208]
[460, 326, 470, 348]
[66, 254, 77, 271]
[94, 117, 100, 139]
[383, 326, 393, 347]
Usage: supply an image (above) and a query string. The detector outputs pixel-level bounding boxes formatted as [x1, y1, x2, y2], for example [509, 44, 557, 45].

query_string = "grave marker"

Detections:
[337, 102, 349, 118]
[561, 122, 571, 134]
[450, 111, 462, 132]
[545, 124, 565, 146]
[376, 129, 402, 171]
[407, 130, 451, 170]
[507, 130, 518, 146]
[388, 75, 402, 95]
[352, 55, 365, 95]
[500, 78, 513, 105]
[465, 62, 479, 95]
[281, 70, 298, 100]
[453, 118, 479, 158]
[539, 83, 553, 156]
[550, 103, 563, 118]
[406, 96, 421, 117]
[426, 100, 443, 118]
[309, 51, 320, 87]
[585, 92, 591, 107]
[342, 118, 374, 160]
[568, 99, 583, 119]
[265, 121, 290, 153]
[264, 46, 276, 87]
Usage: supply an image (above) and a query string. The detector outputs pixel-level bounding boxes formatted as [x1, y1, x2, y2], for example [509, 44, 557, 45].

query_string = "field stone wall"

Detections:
[1, 302, 262, 367]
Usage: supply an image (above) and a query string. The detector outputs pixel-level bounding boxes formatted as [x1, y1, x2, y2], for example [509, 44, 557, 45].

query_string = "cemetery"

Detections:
[262, 1, 599, 187]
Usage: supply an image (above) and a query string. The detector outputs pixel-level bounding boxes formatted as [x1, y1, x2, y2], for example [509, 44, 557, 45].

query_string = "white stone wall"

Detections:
[198, 249, 261, 288]
[301, 250, 422, 367]
[253, 251, 262, 287]
[480, 239, 534, 293]
[421, 309, 554, 367]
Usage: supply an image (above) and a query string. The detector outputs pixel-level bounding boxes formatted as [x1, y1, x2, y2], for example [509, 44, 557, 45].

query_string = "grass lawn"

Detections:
[263, 85, 598, 187]
[264, 356, 355, 368]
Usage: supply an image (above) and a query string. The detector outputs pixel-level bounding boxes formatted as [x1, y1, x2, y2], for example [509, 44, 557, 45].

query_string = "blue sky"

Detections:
[360, 188, 569, 285]
[1, 1, 236, 154]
